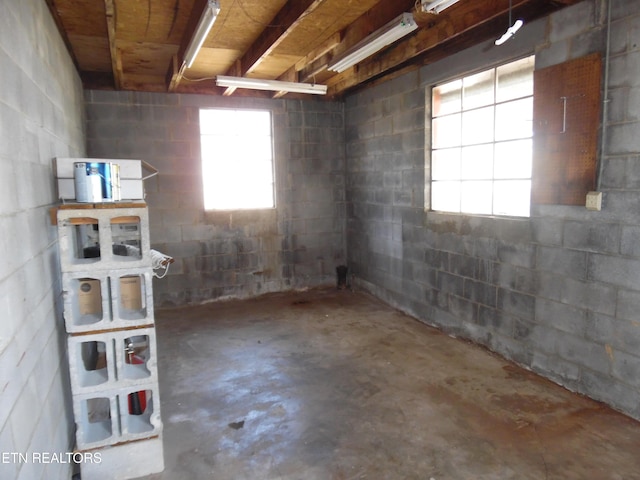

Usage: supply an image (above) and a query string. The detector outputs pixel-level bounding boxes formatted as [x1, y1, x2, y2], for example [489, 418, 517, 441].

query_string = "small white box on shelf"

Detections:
[53, 157, 157, 201]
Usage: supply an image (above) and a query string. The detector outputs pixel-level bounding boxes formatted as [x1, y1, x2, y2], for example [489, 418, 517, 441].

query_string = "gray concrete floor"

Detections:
[138, 288, 640, 480]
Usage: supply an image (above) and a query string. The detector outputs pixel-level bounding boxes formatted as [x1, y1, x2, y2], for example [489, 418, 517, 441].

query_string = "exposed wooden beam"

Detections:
[271, 32, 342, 98]
[104, 0, 122, 90]
[166, 0, 210, 92]
[298, 0, 415, 82]
[231, 0, 326, 78]
[327, 0, 581, 97]
[222, 60, 242, 96]
[166, 54, 181, 92]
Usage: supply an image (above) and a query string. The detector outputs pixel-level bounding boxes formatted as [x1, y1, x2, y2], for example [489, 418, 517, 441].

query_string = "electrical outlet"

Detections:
[585, 191, 602, 211]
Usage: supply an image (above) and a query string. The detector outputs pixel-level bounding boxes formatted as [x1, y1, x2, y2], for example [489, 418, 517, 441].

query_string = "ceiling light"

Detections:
[495, 19, 524, 45]
[494, 0, 523, 46]
[216, 76, 328, 95]
[421, 0, 461, 14]
[184, 0, 220, 69]
[327, 13, 418, 73]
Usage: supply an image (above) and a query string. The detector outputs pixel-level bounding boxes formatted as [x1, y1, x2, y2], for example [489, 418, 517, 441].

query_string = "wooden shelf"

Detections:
[50, 201, 147, 225]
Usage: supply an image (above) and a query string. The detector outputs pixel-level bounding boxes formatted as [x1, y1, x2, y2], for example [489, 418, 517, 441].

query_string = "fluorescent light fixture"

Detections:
[495, 19, 524, 45]
[216, 76, 328, 95]
[327, 13, 418, 73]
[184, 0, 220, 69]
[421, 0, 461, 14]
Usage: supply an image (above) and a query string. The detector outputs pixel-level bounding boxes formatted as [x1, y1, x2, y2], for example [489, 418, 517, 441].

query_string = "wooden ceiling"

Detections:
[46, 0, 579, 99]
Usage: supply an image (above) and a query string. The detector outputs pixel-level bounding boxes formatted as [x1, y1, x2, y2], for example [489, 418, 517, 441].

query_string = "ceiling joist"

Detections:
[104, 0, 122, 90]
[47, 0, 583, 98]
[327, 0, 581, 97]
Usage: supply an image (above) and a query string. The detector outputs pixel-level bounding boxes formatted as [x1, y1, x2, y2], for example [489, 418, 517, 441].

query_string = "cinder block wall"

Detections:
[85, 93, 345, 306]
[0, 0, 85, 478]
[345, 0, 640, 420]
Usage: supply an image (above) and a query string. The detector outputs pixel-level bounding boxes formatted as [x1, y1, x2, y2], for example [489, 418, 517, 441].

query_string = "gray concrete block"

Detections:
[548, 0, 595, 43]
[581, 369, 640, 420]
[607, 121, 640, 155]
[619, 225, 640, 256]
[535, 298, 587, 335]
[589, 253, 640, 290]
[535, 39, 572, 70]
[448, 294, 477, 322]
[437, 272, 464, 297]
[482, 308, 518, 339]
[62, 268, 155, 333]
[497, 288, 535, 321]
[497, 242, 536, 268]
[68, 327, 159, 395]
[616, 288, 640, 322]
[531, 351, 581, 383]
[554, 331, 611, 375]
[587, 312, 640, 355]
[558, 276, 617, 316]
[563, 221, 620, 253]
[464, 279, 497, 307]
[79, 434, 164, 480]
[449, 253, 476, 278]
[536, 245, 587, 279]
[598, 156, 628, 188]
[612, 350, 640, 388]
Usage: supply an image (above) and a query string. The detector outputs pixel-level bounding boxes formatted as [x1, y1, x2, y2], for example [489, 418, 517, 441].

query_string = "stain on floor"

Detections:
[137, 288, 640, 480]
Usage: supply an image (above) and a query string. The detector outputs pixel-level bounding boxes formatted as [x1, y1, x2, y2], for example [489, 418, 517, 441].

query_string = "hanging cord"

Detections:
[150, 249, 174, 278]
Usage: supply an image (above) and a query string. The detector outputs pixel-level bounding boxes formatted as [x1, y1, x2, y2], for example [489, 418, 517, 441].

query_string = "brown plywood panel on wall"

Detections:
[532, 53, 602, 205]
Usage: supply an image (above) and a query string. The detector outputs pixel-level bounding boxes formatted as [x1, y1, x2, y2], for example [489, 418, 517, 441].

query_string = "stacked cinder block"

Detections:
[56, 203, 164, 480]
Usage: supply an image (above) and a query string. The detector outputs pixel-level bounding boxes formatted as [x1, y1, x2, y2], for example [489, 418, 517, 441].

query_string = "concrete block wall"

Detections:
[345, 0, 640, 420]
[85, 93, 346, 307]
[0, 0, 86, 479]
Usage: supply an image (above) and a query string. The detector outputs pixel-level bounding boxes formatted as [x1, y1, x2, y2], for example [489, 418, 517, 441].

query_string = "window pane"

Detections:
[432, 113, 461, 149]
[200, 108, 274, 210]
[461, 181, 493, 215]
[495, 97, 532, 141]
[433, 79, 462, 116]
[497, 56, 534, 103]
[432, 181, 461, 212]
[494, 139, 532, 179]
[493, 180, 531, 216]
[463, 69, 495, 110]
[461, 144, 494, 180]
[432, 148, 461, 180]
[462, 106, 494, 145]
[429, 56, 533, 216]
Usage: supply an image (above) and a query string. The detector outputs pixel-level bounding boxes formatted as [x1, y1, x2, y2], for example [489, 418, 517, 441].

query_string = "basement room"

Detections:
[2, 0, 640, 479]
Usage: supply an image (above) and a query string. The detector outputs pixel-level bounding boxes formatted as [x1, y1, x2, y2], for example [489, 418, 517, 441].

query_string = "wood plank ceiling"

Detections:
[45, 0, 580, 99]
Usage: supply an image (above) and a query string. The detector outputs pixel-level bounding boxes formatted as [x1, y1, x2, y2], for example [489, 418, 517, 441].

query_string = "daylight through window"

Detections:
[430, 56, 534, 217]
[199, 109, 275, 210]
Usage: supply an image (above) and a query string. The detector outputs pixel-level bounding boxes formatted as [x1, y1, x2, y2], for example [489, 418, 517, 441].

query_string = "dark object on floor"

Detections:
[336, 265, 348, 289]
[228, 420, 245, 430]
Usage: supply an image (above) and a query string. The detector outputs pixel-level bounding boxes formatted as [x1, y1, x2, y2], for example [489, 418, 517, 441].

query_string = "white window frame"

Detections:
[430, 55, 534, 218]
[199, 108, 275, 211]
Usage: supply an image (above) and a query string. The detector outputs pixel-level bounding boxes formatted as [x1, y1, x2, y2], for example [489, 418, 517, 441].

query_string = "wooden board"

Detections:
[531, 53, 602, 205]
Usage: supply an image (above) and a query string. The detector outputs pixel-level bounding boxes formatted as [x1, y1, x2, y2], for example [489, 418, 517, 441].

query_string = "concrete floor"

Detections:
[138, 288, 640, 480]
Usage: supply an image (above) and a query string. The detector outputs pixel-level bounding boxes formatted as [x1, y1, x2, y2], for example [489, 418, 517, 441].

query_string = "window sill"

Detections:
[425, 210, 532, 241]
[204, 208, 277, 227]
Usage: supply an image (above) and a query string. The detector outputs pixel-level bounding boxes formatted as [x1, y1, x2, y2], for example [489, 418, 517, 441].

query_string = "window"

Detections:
[430, 56, 534, 217]
[199, 109, 275, 210]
